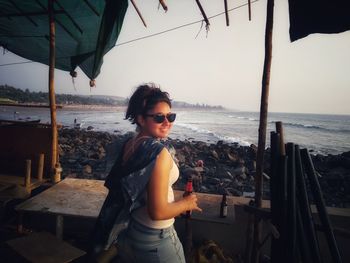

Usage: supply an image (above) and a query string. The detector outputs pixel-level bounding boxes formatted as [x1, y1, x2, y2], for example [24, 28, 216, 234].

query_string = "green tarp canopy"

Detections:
[0, 0, 128, 80]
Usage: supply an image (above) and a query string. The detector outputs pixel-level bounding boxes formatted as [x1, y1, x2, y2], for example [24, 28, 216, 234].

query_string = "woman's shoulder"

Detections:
[142, 138, 175, 153]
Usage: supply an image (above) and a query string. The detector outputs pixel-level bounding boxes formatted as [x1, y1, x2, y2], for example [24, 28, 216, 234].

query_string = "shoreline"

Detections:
[60, 104, 126, 111]
[58, 128, 350, 208]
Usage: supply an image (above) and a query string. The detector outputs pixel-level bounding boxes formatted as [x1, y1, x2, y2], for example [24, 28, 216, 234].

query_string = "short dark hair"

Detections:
[125, 83, 172, 126]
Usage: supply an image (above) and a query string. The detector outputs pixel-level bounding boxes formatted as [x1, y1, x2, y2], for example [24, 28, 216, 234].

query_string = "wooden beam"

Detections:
[252, 0, 274, 262]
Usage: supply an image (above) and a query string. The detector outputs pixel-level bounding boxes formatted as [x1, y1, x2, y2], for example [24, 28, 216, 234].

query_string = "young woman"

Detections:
[91, 83, 201, 263]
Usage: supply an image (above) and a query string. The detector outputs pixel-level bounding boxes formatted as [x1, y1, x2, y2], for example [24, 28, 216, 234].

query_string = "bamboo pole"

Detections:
[159, 0, 168, 12]
[24, 159, 31, 190]
[130, 0, 147, 27]
[301, 149, 343, 263]
[276, 122, 286, 155]
[224, 0, 229, 26]
[195, 0, 210, 29]
[48, 0, 59, 183]
[252, 0, 274, 262]
[286, 143, 296, 263]
[295, 145, 321, 263]
[248, 0, 252, 21]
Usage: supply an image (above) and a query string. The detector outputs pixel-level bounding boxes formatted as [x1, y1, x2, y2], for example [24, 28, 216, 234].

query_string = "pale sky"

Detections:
[1, 0, 350, 115]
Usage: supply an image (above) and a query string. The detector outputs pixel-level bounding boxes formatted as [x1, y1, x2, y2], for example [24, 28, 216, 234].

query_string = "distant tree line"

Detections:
[0, 85, 125, 106]
[0, 85, 224, 109]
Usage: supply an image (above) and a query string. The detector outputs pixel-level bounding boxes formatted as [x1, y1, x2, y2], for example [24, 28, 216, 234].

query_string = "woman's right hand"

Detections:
[183, 194, 202, 213]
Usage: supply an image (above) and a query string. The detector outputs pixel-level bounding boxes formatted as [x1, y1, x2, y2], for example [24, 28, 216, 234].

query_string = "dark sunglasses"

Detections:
[145, 113, 176, 123]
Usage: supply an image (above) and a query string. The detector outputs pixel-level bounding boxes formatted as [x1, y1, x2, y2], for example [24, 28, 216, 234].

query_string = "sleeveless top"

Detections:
[131, 158, 179, 229]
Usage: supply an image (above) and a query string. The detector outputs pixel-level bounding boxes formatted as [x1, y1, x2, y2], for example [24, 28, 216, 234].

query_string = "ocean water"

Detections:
[1, 106, 349, 155]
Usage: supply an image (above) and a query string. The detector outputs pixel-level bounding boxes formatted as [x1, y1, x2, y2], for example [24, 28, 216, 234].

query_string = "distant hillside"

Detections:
[172, 100, 224, 110]
[0, 85, 224, 110]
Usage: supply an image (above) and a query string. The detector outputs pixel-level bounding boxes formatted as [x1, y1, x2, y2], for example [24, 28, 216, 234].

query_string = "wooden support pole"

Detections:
[17, 212, 24, 234]
[130, 0, 147, 27]
[252, 0, 274, 262]
[24, 159, 31, 190]
[48, 0, 59, 183]
[184, 218, 193, 263]
[276, 121, 286, 155]
[56, 215, 64, 240]
[37, 153, 44, 182]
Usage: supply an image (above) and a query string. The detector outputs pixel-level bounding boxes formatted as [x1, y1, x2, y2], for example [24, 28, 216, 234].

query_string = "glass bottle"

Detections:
[220, 193, 228, 218]
[183, 177, 193, 218]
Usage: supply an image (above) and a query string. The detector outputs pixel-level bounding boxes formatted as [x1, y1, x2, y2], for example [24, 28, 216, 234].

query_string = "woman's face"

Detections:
[138, 101, 174, 139]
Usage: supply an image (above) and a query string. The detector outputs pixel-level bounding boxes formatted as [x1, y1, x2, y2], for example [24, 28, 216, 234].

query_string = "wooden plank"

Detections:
[15, 178, 350, 222]
[0, 181, 15, 192]
[175, 191, 235, 224]
[7, 231, 85, 263]
[0, 174, 41, 188]
[16, 178, 108, 218]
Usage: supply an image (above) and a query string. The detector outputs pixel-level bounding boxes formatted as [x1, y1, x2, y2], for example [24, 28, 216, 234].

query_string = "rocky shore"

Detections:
[58, 128, 350, 208]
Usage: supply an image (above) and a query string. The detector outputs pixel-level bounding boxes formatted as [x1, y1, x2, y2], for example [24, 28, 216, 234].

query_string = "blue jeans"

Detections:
[117, 219, 185, 263]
